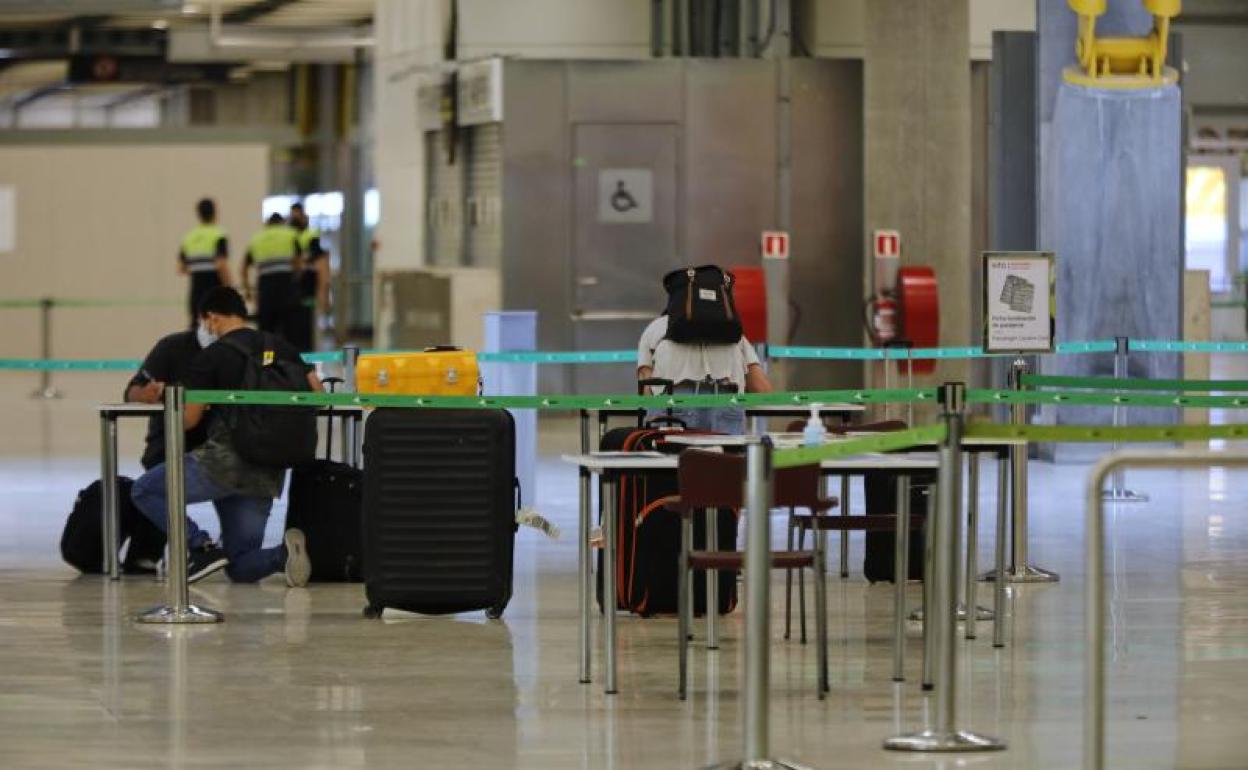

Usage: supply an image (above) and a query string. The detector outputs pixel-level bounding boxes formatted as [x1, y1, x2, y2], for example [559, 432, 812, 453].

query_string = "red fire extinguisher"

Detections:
[864, 290, 898, 345]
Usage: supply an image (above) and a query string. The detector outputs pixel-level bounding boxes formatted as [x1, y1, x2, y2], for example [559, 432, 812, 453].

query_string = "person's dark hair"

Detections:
[197, 286, 248, 319]
[196, 198, 215, 223]
[267, 212, 285, 225]
[290, 202, 304, 213]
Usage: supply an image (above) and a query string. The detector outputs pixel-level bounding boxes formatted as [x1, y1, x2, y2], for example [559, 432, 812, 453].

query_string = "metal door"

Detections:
[571, 123, 680, 393]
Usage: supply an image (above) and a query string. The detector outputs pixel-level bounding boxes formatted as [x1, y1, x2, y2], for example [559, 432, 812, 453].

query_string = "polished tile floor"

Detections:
[1, 371, 1247, 769]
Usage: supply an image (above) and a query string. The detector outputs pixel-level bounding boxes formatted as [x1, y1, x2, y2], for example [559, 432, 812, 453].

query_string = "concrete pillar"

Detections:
[864, 0, 972, 385]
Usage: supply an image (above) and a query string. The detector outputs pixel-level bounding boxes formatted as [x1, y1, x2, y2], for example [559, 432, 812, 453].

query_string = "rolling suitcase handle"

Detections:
[321, 376, 343, 462]
[636, 377, 676, 429]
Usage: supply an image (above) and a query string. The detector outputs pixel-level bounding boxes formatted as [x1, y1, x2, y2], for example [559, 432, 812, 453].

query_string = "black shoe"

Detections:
[187, 543, 229, 584]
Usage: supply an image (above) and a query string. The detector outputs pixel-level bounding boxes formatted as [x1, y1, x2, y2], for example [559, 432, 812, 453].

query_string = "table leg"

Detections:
[922, 480, 937, 691]
[893, 474, 911, 682]
[993, 456, 1008, 648]
[839, 475, 850, 578]
[706, 508, 720, 650]
[603, 475, 618, 695]
[965, 454, 980, 640]
[99, 414, 120, 581]
[578, 467, 592, 684]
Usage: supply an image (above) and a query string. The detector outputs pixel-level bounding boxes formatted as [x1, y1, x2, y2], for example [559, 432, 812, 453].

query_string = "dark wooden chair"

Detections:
[663, 450, 836, 700]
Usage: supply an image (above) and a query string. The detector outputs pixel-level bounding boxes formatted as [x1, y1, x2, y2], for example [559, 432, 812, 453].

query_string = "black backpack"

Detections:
[219, 334, 318, 468]
[662, 265, 744, 344]
[61, 477, 167, 574]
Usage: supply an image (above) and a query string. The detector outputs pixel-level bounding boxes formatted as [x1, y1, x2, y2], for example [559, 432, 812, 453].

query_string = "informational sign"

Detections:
[982, 251, 1055, 353]
[598, 168, 653, 223]
[873, 229, 901, 259]
[761, 230, 789, 260]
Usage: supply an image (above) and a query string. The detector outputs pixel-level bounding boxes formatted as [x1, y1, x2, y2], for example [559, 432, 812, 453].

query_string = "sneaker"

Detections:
[187, 543, 229, 584]
[284, 528, 312, 588]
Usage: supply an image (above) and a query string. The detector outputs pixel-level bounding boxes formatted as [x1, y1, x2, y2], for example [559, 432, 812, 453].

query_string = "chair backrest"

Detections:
[677, 450, 821, 510]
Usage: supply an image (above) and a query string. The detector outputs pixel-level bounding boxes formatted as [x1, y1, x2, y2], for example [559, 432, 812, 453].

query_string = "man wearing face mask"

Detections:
[125, 326, 211, 470]
[131, 287, 319, 586]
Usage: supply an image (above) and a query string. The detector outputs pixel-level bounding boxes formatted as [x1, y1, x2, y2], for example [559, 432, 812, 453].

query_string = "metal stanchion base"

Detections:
[979, 565, 1059, 584]
[883, 730, 1006, 753]
[704, 760, 815, 769]
[30, 387, 63, 399]
[136, 605, 223, 624]
[1102, 488, 1149, 503]
[908, 604, 995, 622]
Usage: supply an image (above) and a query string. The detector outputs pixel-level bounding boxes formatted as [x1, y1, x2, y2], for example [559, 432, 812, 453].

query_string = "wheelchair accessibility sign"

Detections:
[598, 168, 653, 223]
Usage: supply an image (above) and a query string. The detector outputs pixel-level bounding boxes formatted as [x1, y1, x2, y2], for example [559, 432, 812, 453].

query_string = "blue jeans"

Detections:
[132, 455, 285, 583]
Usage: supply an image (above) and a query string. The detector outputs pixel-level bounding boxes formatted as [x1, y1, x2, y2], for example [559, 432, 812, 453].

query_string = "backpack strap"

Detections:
[217, 334, 256, 360]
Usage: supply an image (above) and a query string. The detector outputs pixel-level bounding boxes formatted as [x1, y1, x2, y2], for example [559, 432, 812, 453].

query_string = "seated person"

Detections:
[637, 313, 772, 435]
[125, 327, 211, 470]
[131, 287, 318, 586]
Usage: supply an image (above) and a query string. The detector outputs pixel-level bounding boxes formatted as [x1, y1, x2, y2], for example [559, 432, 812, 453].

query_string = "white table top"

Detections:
[98, 403, 365, 415]
[659, 433, 1025, 450]
[561, 451, 940, 473]
[590, 403, 865, 415]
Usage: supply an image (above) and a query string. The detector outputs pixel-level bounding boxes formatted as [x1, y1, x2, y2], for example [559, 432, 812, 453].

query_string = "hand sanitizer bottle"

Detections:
[802, 404, 827, 447]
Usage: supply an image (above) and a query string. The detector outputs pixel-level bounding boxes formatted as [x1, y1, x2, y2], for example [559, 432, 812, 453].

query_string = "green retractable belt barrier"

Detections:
[184, 387, 939, 410]
[0, 358, 141, 371]
[772, 424, 948, 469]
[962, 422, 1248, 443]
[966, 389, 1248, 409]
[1022, 373, 1248, 392]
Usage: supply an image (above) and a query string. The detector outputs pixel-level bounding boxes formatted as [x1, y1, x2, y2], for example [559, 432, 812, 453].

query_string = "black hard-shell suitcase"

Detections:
[595, 425, 737, 617]
[862, 470, 934, 583]
[361, 408, 518, 618]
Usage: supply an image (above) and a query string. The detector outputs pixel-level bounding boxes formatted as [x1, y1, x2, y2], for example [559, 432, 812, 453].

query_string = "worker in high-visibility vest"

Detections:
[287, 202, 331, 352]
[242, 213, 302, 338]
[178, 198, 231, 326]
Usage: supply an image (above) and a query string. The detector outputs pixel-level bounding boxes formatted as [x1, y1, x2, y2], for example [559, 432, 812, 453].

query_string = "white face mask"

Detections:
[196, 322, 218, 349]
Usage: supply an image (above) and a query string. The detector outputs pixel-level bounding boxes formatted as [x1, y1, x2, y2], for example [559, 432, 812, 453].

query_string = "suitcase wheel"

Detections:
[486, 605, 505, 620]
[363, 604, 383, 619]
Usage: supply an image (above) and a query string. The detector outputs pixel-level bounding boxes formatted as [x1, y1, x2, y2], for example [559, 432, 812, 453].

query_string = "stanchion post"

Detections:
[30, 297, 62, 399]
[885, 382, 1004, 753]
[99, 413, 120, 580]
[342, 344, 361, 466]
[705, 437, 812, 770]
[892, 474, 911, 682]
[137, 386, 222, 625]
[1103, 337, 1148, 502]
[1004, 358, 1059, 583]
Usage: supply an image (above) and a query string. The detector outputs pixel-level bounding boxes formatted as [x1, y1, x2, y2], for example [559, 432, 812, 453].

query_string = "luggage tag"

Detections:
[698, 288, 717, 301]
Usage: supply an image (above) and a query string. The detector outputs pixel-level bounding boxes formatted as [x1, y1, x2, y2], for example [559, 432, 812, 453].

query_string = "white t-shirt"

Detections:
[637, 316, 761, 393]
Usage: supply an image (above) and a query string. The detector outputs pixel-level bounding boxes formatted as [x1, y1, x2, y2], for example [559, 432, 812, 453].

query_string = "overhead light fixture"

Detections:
[182, 2, 201, 14]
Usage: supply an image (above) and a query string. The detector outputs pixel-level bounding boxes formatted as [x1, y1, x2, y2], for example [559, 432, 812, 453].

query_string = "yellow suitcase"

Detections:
[357, 347, 480, 396]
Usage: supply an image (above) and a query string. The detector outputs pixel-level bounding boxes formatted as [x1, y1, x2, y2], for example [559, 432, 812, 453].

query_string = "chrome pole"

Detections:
[603, 476, 618, 695]
[578, 467, 592, 684]
[993, 455, 1008, 649]
[31, 297, 62, 399]
[892, 474, 911, 682]
[965, 454, 980, 640]
[342, 343, 360, 466]
[137, 386, 222, 624]
[706, 508, 720, 649]
[1103, 337, 1148, 502]
[705, 437, 813, 770]
[1006, 358, 1058, 583]
[885, 383, 1004, 753]
[99, 413, 121, 580]
[1082, 449, 1248, 770]
[743, 439, 772, 762]
[921, 478, 936, 691]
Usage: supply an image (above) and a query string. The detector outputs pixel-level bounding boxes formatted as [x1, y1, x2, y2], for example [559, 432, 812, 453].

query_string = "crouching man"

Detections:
[131, 287, 318, 586]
